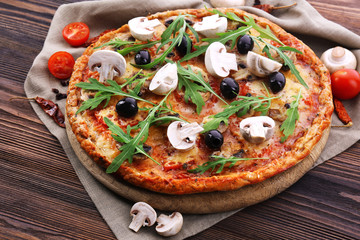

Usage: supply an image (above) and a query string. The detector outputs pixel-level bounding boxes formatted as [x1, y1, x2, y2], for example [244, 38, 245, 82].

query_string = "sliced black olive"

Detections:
[204, 130, 224, 149]
[220, 77, 239, 99]
[175, 36, 192, 56]
[134, 50, 151, 65]
[237, 34, 254, 54]
[269, 72, 286, 93]
[116, 97, 138, 118]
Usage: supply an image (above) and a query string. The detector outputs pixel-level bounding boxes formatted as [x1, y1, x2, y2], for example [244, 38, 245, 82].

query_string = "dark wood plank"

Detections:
[0, 0, 359, 239]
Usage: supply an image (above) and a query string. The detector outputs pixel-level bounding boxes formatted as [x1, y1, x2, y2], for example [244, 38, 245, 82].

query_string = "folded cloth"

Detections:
[24, 0, 360, 239]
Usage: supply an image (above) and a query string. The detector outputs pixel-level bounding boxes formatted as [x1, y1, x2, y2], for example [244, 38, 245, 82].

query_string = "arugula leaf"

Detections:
[188, 155, 266, 174]
[202, 95, 277, 132]
[76, 92, 113, 113]
[134, 15, 199, 69]
[118, 40, 160, 56]
[207, 8, 283, 45]
[94, 38, 135, 49]
[254, 37, 309, 89]
[75, 75, 154, 114]
[178, 64, 228, 104]
[280, 89, 302, 143]
[178, 71, 206, 115]
[105, 92, 175, 173]
[180, 26, 251, 62]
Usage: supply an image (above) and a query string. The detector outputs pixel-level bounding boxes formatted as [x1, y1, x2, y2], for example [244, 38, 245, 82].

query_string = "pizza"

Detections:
[66, 8, 333, 195]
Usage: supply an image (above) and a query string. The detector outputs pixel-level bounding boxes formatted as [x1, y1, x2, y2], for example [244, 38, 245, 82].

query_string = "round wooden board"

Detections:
[66, 118, 330, 214]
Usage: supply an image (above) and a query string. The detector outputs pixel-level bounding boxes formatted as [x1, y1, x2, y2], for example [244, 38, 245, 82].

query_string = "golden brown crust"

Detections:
[66, 8, 333, 195]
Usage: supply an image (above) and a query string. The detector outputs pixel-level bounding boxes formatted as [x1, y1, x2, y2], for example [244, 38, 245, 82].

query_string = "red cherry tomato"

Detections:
[48, 51, 75, 79]
[331, 69, 360, 100]
[62, 22, 90, 46]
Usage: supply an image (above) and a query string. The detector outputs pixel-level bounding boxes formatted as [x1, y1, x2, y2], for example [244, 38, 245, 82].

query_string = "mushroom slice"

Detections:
[205, 42, 238, 78]
[156, 212, 183, 237]
[128, 17, 161, 41]
[240, 116, 275, 144]
[149, 63, 178, 95]
[129, 202, 157, 232]
[210, 0, 245, 7]
[88, 50, 126, 83]
[247, 51, 282, 77]
[193, 14, 227, 38]
[167, 121, 204, 150]
[320, 46, 357, 73]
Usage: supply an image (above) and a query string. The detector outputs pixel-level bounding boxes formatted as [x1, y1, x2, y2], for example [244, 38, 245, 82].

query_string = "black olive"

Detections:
[164, 19, 174, 27]
[281, 64, 290, 71]
[269, 72, 286, 93]
[116, 97, 138, 118]
[176, 36, 192, 56]
[204, 130, 224, 149]
[237, 35, 254, 54]
[220, 77, 239, 99]
[134, 50, 151, 65]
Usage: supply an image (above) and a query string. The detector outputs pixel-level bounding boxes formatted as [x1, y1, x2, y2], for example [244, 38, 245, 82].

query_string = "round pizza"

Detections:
[66, 8, 333, 195]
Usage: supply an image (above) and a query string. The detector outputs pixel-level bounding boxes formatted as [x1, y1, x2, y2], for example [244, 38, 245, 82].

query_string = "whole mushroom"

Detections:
[156, 212, 183, 237]
[88, 50, 126, 83]
[240, 116, 275, 144]
[320, 46, 357, 74]
[128, 202, 157, 232]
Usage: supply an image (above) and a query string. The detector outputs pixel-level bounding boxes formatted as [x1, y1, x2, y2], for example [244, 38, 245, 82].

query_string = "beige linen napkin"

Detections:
[24, 0, 360, 239]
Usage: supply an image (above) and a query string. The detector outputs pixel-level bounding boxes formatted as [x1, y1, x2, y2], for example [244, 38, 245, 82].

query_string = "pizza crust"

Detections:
[66, 8, 333, 195]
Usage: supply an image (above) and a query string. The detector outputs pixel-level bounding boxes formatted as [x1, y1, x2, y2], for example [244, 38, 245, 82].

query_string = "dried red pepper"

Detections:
[253, 2, 297, 13]
[10, 96, 65, 128]
[83, 29, 117, 47]
[333, 98, 353, 127]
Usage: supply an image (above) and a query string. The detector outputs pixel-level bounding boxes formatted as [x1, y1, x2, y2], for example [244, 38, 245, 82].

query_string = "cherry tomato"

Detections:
[62, 22, 90, 46]
[331, 69, 360, 100]
[48, 51, 75, 79]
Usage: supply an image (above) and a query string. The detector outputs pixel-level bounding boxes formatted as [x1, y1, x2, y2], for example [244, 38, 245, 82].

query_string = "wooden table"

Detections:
[1, 0, 359, 239]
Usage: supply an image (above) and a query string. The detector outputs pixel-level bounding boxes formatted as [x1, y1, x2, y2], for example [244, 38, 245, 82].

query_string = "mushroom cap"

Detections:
[205, 42, 238, 78]
[240, 116, 275, 144]
[247, 51, 282, 77]
[320, 46, 357, 74]
[193, 14, 228, 38]
[167, 121, 204, 150]
[210, 0, 245, 7]
[156, 212, 183, 237]
[149, 63, 178, 95]
[88, 50, 126, 83]
[129, 202, 157, 232]
[128, 17, 161, 41]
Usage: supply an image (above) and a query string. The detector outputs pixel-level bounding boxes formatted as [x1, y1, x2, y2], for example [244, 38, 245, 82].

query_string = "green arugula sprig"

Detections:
[134, 14, 199, 69]
[177, 63, 228, 114]
[252, 36, 308, 89]
[202, 94, 277, 132]
[75, 72, 154, 114]
[188, 155, 267, 174]
[94, 38, 135, 49]
[105, 92, 184, 173]
[94, 38, 160, 56]
[180, 25, 251, 62]
[280, 89, 302, 143]
[208, 8, 283, 45]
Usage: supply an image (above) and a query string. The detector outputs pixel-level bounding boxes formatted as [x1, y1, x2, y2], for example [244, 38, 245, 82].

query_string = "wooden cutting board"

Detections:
[66, 118, 330, 214]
